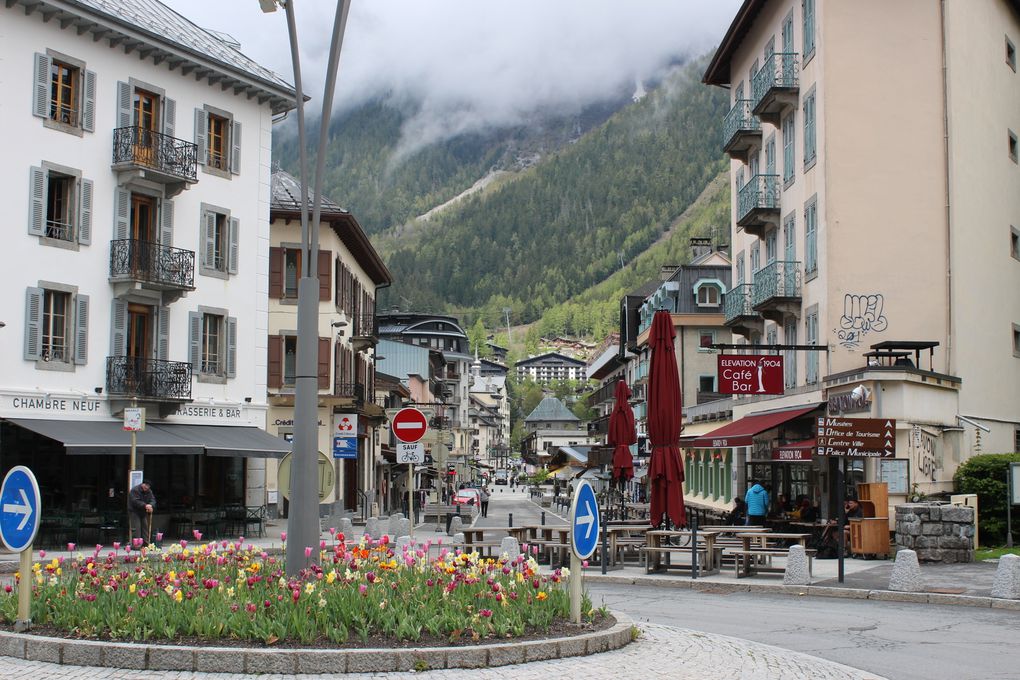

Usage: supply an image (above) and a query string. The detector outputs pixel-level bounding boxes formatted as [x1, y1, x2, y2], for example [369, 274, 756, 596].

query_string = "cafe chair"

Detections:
[244, 506, 266, 538]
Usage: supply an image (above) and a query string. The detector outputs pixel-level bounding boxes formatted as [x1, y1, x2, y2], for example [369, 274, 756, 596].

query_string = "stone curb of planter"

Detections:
[0, 611, 634, 672]
[584, 574, 1018, 609]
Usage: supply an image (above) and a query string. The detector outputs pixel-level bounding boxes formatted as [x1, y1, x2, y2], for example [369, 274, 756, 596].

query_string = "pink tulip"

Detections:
[328, 527, 336, 535]
[132, 538, 143, 549]
[359, 584, 368, 595]
[67, 543, 75, 552]
[320, 540, 326, 550]
[304, 546, 312, 558]
[38, 550, 46, 559]
[112, 542, 120, 551]
[180, 540, 188, 548]
[582, 560, 589, 568]
[280, 532, 287, 542]
[193, 530, 202, 541]
[155, 532, 163, 541]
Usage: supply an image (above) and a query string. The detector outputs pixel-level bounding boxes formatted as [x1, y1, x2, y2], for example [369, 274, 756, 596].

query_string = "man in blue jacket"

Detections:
[744, 481, 770, 526]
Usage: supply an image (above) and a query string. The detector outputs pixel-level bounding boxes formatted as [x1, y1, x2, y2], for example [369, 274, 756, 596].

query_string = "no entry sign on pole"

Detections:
[392, 408, 429, 443]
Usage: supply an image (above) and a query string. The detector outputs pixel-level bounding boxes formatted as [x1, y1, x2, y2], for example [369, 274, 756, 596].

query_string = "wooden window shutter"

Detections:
[318, 337, 330, 389]
[110, 299, 128, 356]
[82, 70, 96, 132]
[28, 167, 45, 236]
[230, 120, 241, 174]
[78, 178, 93, 245]
[33, 53, 52, 119]
[73, 294, 89, 366]
[24, 287, 44, 360]
[267, 335, 282, 389]
[269, 247, 284, 298]
[156, 306, 169, 361]
[187, 311, 201, 367]
[225, 316, 237, 377]
[159, 197, 173, 246]
[203, 210, 216, 269]
[116, 81, 131, 128]
[162, 97, 176, 137]
[318, 249, 332, 301]
[227, 217, 240, 274]
[194, 109, 208, 165]
[114, 188, 130, 240]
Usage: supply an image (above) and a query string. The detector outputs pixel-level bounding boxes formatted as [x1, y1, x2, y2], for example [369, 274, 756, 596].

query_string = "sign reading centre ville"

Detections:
[717, 355, 784, 395]
[816, 417, 897, 458]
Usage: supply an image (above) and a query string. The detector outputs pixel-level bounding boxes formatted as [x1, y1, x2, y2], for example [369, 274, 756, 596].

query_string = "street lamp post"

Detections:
[261, 0, 352, 576]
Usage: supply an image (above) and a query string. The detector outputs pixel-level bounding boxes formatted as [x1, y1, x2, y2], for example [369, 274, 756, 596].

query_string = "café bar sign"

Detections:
[717, 355, 784, 395]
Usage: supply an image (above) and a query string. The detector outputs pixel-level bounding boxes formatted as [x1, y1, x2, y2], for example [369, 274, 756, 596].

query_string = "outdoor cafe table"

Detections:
[644, 530, 720, 576]
[732, 532, 812, 578]
[605, 524, 649, 566]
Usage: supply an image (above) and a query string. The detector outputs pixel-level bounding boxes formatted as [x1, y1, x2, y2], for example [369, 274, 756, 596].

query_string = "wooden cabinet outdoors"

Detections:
[851, 482, 890, 556]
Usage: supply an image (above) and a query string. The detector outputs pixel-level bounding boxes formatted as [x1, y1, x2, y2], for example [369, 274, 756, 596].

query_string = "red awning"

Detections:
[688, 404, 822, 448]
[772, 438, 816, 461]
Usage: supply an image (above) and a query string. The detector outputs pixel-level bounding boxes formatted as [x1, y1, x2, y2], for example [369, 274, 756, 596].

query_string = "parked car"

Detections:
[453, 488, 481, 507]
[494, 470, 509, 485]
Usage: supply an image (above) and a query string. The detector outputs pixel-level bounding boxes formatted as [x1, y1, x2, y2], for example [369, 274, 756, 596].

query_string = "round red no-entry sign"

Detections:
[391, 408, 428, 443]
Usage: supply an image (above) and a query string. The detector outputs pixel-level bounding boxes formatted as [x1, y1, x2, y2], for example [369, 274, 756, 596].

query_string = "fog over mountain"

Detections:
[163, 1, 739, 150]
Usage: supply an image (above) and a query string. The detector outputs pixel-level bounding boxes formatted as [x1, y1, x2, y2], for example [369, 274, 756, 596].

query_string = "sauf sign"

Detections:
[717, 355, 784, 395]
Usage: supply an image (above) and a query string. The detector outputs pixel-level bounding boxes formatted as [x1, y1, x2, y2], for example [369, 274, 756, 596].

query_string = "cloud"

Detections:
[163, 1, 740, 147]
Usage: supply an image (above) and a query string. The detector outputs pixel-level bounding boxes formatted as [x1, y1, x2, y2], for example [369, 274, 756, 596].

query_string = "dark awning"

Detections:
[7, 418, 201, 456]
[687, 404, 822, 448]
[6, 419, 290, 458]
[158, 424, 291, 459]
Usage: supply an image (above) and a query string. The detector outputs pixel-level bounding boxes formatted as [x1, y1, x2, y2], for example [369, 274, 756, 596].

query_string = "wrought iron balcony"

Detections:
[751, 52, 800, 125]
[106, 356, 192, 401]
[348, 312, 378, 353]
[586, 378, 620, 408]
[722, 284, 763, 338]
[334, 381, 365, 402]
[722, 99, 762, 161]
[587, 414, 610, 437]
[109, 239, 196, 294]
[737, 174, 781, 237]
[111, 126, 198, 189]
[752, 260, 802, 322]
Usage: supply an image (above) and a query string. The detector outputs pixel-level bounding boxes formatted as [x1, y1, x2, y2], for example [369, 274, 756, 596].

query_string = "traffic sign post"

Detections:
[391, 408, 429, 537]
[0, 466, 41, 631]
[568, 481, 600, 624]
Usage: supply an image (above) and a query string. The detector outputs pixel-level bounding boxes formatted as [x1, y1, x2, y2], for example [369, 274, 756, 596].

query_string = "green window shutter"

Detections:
[116, 81, 132, 128]
[227, 217, 239, 274]
[33, 53, 51, 119]
[157, 306, 170, 361]
[74, 294, 89, 365]
[82, 70, 97, 132]
[24, 287, 44, 361]
[194, 108, 207, 165]
[114, 188, 129, 240]
[28, 166, 46, 236]
[162, 97, 176, 137]
[78, 178, 93, 245]
[188, 311, 201, 368]
[230, 120, 241, 175]
[225, 316, 237, 378]
[109, 298, 128, 356]
[159, 198, 173, 246]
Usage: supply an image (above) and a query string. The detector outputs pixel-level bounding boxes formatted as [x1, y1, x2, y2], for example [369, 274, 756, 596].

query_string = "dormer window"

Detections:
[693, 279, 726, 307]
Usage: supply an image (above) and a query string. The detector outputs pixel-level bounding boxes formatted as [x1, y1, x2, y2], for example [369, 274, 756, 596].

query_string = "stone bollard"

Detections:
[365, 517, 382, 540]
[395, 535, 412, 552]
[338, 517, 353, 538]
[500, 536, 521, 561]
[991, 553, 1020, 599]
[448, 515, 463, 536]
[370, 503, 380, 518]
[782, 545, 811, 586]
[453, 532, 465, 546]
[388, 514, 404, 536]
[397, 518, 412, 538]
[889, 549, 925, 592]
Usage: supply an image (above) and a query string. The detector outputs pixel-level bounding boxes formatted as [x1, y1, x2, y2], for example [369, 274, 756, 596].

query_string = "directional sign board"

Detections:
[816, 417, 897, 458]
[397, 442, 425, 464]
[0, 466, 41, 552]
[391, 408, 428, 444]
[569, 480, 600, 560]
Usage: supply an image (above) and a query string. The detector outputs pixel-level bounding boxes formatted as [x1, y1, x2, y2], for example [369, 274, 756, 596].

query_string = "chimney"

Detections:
[659, 265, 680, 281]
[689, 237, 712, 260]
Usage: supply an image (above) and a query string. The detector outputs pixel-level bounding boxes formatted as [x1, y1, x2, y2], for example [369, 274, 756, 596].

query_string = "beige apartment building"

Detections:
[694, 0, 1020, 520]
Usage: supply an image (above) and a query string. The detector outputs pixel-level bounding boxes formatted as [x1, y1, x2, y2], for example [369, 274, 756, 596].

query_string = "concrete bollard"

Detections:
[889, 549, 925, 592]
[782, 545, 811, 586]
[448, 515, 463, 536]
[453, 532, 465, 546]
[395, 535, 412, 552]
[338, 517, 353, 538]
[991, 553, 1020, 599]
[388, 514, 404, 536]
[500, 536, 521, 561]
[365, 517, 382, 540]
[396, 518, 412, 538]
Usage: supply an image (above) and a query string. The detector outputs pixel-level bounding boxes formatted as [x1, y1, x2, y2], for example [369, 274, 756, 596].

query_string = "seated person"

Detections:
[726, 497, 747, 526]
[797, 498, 818, 523]
[776, 494, 793, 514]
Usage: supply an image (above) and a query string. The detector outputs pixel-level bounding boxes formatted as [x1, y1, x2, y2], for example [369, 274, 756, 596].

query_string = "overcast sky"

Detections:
[163, 1, 740, 144]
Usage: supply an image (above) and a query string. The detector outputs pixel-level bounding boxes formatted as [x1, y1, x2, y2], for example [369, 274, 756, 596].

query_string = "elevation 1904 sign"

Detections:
[717, 355, 784, 395]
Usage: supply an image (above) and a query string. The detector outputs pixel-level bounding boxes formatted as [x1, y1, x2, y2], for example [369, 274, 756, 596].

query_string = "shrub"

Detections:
[953, 453, 1020, 546]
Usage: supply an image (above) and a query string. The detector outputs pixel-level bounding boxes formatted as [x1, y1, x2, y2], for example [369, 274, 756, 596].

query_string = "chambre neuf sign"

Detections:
[717, 355, 784, 395]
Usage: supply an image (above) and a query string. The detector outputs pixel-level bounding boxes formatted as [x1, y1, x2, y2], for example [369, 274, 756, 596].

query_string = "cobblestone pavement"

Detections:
[0, 624, 885, 679]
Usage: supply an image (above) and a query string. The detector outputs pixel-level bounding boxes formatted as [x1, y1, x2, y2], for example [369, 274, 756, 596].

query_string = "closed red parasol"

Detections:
[646, 310, 686, 528]
[607, 379, 636, 480]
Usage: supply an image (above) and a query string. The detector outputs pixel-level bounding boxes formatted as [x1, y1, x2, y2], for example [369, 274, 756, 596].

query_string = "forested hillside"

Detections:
[377, 57, 728, 322]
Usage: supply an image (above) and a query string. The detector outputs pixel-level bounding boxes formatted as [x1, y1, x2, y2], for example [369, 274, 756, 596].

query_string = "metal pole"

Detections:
[127, 398, 137, 543]
[408, 462, 414, 537]
[14, 548, 31, 632]
[1008, 467, 1013, 549]
[691, 512, 699, 579]
[600, 504, 608, 575]
[285, 0, 352, 576]
[570, 552, 582, 624]
[837, 457, 846, 584]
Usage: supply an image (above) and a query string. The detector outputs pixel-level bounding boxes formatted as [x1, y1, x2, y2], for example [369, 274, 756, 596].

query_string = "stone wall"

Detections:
[895, 503, 975, 563]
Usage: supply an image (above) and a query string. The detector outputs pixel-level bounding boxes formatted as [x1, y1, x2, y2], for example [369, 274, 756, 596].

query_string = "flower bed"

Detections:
[0, 533, 590, 646]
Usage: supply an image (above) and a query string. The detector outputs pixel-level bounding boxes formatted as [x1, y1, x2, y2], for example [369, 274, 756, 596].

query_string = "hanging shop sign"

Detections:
[717, 355, 784, 395]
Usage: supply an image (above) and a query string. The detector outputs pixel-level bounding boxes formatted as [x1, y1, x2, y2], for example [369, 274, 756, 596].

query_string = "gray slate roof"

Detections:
[82, 0, 291, 89]
[525, 397, 580, 423]
[271, 170, 346, 214]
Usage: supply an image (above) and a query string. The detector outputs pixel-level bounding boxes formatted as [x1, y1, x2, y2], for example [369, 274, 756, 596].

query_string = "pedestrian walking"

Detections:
[744, 480, 769, 526]
[480, 485, 491, 518]
[128, 479, 156, 543]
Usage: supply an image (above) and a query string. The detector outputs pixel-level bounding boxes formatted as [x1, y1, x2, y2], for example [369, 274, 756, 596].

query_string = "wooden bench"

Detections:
[423, 504, 475, 520]
[727, 548, 817, 578]
[640, 544, 721, 576]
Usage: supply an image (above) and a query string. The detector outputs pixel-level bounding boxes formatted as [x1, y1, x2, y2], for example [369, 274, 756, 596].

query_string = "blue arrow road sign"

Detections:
[570, 480, 600, 560]
[0, 466, 41, 552]
[332, 436, 358, 460]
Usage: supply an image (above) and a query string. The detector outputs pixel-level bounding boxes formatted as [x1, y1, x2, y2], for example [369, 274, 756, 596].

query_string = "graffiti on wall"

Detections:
[914, 429, 939, 483]
[836, 293, 889, 348]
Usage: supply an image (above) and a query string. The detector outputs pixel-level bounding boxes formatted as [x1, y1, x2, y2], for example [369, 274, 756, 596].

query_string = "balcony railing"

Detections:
[737, 174, 781, 231]
[112, 126, 198, 183]
[106, 356, 192, 400]
[751, 52, 800, 124]
[723, 284, 755, 324]
[109, 239, 195, 290]
[350, 313, 377, 337]
[722, 99, 762, 157]
[335, 381, 365, 402]
[587, 414, 610, 437]
[752, 260, 802, 308]
[586, 378, 620, 408]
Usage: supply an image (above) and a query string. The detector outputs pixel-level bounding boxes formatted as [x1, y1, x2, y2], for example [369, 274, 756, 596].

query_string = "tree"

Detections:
[954, 453, 1020, 545]
[467, 318, 489, 357]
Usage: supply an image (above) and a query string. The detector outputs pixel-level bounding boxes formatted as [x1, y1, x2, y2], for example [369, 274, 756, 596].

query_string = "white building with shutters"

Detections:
[0, 0, 296, 532]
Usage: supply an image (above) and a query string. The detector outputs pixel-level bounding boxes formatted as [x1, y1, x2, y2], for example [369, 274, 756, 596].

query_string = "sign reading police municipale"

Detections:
[816, 417, 897, 458]
[717, 355, 784, 395]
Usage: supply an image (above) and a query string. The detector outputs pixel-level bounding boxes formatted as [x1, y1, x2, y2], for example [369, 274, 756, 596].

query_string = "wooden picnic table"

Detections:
[730, 532, 813, 578]
[606, 524, 649, 565]
[643, 530, 720, 576]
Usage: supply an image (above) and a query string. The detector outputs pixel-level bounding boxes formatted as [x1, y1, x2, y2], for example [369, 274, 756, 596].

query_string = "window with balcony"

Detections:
[195, 105, 241, 176]
[750, 242, 761, 275]
[200, 205, 238, 278]
[805, 196, 818, 277]
[29, 165, 92, 247]
[803, 88, 817, 169]
[24, 284, 88, 367]
[189, 308, 236, 381]
[33, 51, 95, 133]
